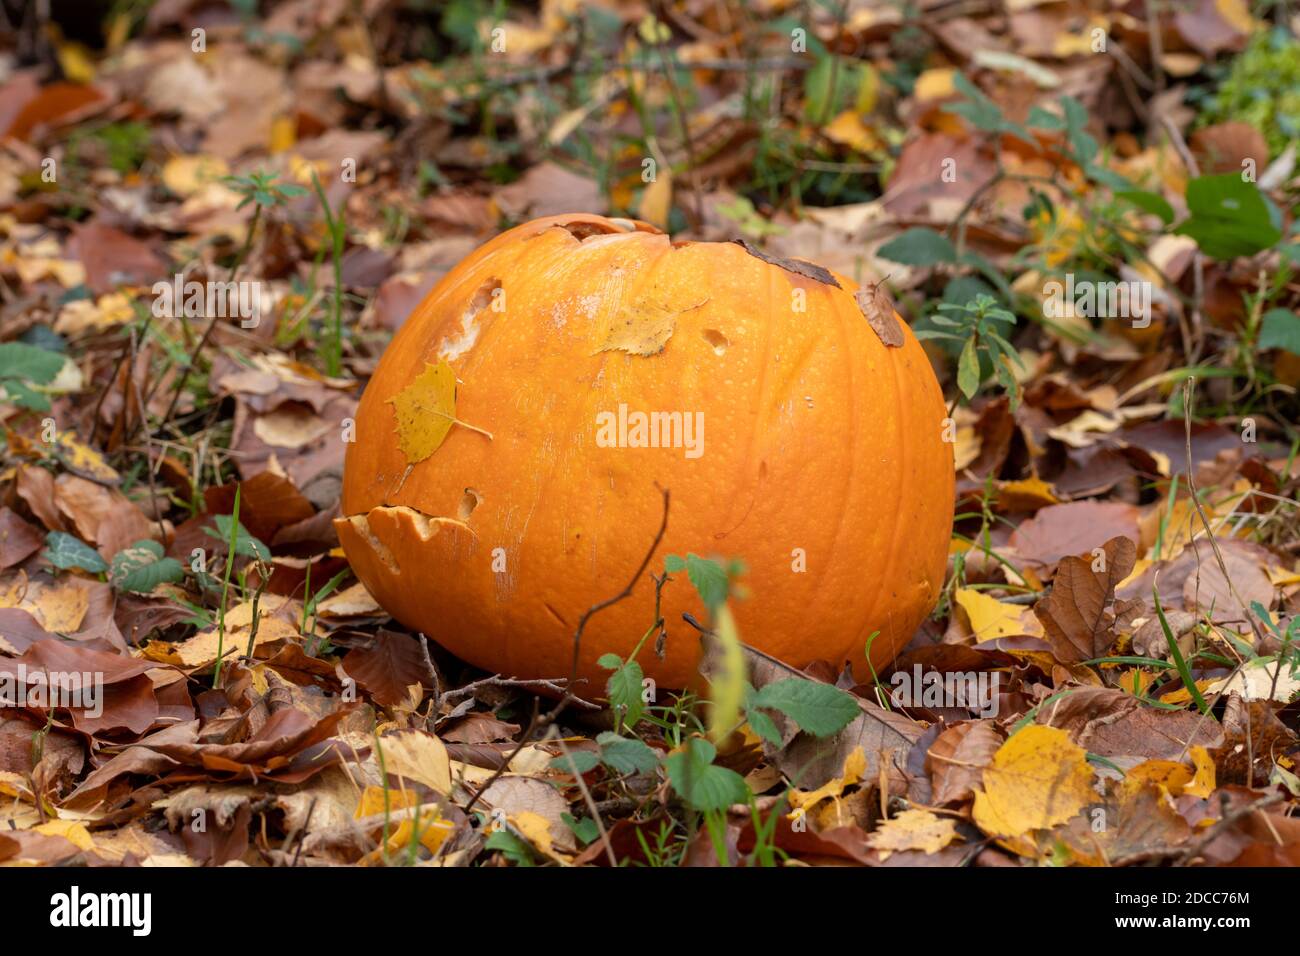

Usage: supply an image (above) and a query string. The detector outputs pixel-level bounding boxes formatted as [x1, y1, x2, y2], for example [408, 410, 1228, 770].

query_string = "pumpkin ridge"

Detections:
[499, 234, 604, 680]
[817, 280, 866, 666]
[856, 291, 911, 666]
[521, 232, 677, 678]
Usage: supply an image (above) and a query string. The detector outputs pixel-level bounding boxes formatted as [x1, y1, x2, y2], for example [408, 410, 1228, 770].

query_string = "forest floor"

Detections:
[0, 0, 1298, 867]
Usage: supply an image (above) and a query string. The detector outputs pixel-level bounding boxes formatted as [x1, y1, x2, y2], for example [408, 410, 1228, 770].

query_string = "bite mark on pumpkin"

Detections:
[701, 328, 729, 355]
[458, 487, 483, 522]
[343, 512, 400, 574]
[438, 278, 501, 361]
[343, 507, 478, 576]
[544, 218, 639, 242]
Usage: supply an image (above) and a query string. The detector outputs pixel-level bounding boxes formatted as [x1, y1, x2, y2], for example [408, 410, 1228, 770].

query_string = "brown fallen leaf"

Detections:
[53, 473, 155, 560]
[730, 642, 921, 791]
[0, 507, 45, 569]
[1036, 686, 1224, 759]
[732, 239, 841, 287]
[66, 221, 169, 295]
[855, 281, 905, 348]
[341, 630, 437, 707]
[1033, 535, 1137, 663]
[926, 720, 1003, 805]
[1010, 502, 1140, 576]
[866, 808, 960, 860]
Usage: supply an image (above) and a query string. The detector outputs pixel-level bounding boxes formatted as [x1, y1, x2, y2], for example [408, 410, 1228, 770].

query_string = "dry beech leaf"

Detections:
[341, 630, 436, 707]
[377, 729, 453, 795]
[955, 587, 1042, 641]
[855, 282, 905, 348]
[927, 720, 1003, 805]
[1032, 535, 1137, 663]
[732, 240, 841, 287]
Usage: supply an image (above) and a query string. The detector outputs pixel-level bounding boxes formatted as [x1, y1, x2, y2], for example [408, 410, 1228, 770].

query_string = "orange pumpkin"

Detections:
[337, 214, 953, 689]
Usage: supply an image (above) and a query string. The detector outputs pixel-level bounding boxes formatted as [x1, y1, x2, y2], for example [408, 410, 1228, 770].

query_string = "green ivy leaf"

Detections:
[109, 539, 184, 594]
[562, 813, 600, 847]
[750, 678, 860, 737]
[665, 738, 749, 812]
[484, 828, 535, 866]
[0, 342, 66, 411]
[43, 531, 108, 573]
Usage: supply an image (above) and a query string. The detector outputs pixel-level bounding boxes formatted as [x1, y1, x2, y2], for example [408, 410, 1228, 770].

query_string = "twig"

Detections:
[1174, 792, 1283, 866]
[464, 488, 670, 817]
[288, 797, 318, 867]
[125, 328, 160, 522]
[440, 676, 601, 710]
[1144, 0, 1166, 100]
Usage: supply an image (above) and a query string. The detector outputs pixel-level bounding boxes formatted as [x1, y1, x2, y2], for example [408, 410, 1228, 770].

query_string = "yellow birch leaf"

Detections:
[1214, 0, 1256, 34]
[162, 155, 230, 197]
[953, 425, 980, 470]
[35, 819, 96, 851]
[914, 68, 955, 101]
[56, 42, 96, 84]
[866, 809, 959, 859]
[822, 111, 881, 154]
[972, 725, 1095, 838]
[597, 286, 707, 356]
[955, 588, 1037, 641]
[1185, 746, 1216, 799]
[378, 729, 453, 796]
[269, 114, 296, 153]
[994, 477, 1059, 511]
[787, 746, 867, 811]
[388, 360, 491, 465]
[1125, 758, 1192, 795]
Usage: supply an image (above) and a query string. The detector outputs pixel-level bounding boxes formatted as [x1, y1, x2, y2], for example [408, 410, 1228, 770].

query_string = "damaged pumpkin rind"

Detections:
[339, 213, 953, 687]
